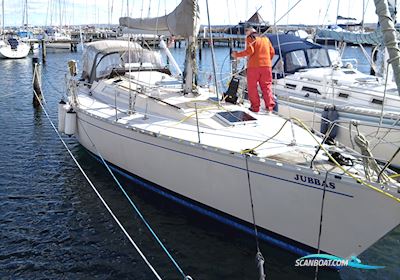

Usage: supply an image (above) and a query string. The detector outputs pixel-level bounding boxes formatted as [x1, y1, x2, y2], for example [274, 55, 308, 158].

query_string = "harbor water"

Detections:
[0, 44, 399, 279]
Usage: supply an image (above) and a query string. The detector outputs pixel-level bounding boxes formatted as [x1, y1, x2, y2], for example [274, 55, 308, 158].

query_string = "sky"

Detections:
[1, 0, 381, 27]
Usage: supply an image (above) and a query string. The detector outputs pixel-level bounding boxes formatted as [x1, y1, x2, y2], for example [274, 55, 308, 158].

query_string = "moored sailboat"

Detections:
[0, 0, 30, 59]
[61, 0, 400, 260]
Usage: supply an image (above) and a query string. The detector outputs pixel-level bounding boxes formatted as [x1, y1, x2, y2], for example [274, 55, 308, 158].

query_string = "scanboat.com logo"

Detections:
[295, 254, 385, 270]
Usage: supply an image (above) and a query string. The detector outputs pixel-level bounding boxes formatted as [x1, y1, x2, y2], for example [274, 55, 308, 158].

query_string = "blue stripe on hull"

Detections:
[87, 151, 315, 258]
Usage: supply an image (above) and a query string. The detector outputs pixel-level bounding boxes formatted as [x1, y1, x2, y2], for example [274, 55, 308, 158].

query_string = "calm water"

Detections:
[0, 44, 399, 280]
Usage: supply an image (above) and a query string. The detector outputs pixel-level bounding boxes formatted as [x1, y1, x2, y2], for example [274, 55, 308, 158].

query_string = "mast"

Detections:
[108, 0, 110, 27]
[25, 0, 28, 26]
[373, 0, 400, 95]
[1, 0, 4, 39]
[362, 0, 365, 31]
[183, 0, 199, 94]
[335, 0, 340, 25]
[59, 0, 62, 28]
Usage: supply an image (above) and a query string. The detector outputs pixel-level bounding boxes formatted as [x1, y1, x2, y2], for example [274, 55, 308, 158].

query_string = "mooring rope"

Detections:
[314, 168, 332, 280]
[78, 120, 191, 280]
[32, 78, 163, 279]
[244, 155, 266, 280]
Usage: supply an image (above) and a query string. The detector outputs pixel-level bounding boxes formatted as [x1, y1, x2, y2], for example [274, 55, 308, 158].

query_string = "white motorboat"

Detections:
[61, 0, 400, 260]
[45, 29, 73, 49]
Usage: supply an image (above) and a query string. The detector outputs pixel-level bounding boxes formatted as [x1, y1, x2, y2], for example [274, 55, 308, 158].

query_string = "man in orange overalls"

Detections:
[232, 26, 275, 113]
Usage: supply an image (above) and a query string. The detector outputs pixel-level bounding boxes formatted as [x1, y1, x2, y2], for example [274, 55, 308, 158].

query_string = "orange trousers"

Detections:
[247, 66, 275, 112]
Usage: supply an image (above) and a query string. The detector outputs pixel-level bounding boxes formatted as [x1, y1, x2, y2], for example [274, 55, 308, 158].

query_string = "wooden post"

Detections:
[198, 39, 202, 61]
[41, 39, 46, 64]
[32, 57, 43, 108]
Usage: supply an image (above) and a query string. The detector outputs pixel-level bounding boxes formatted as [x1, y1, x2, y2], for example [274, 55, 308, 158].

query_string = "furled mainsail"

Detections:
[374, 0, 400, 95]
[119, 0, 200, 38]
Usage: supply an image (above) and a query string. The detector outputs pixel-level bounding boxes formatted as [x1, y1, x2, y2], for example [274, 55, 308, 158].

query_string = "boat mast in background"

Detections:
[374, 0, 400, 95]
[1, 0, 4, 39]
[22, 0, 28, 27]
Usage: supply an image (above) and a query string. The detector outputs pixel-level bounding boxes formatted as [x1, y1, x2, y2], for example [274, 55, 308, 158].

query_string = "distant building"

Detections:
[225, 11, 270, 35]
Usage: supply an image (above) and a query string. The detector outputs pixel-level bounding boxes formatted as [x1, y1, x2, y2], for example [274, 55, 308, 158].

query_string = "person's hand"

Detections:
[231, 51, 238, 59]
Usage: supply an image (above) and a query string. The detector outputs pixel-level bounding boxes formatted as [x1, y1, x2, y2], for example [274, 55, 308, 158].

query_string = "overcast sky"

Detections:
[2, 0, 381, 27]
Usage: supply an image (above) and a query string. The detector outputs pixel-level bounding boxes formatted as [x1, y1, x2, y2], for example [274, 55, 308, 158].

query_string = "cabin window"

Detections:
[272, 55, 284, 78]
[121, 49, 163, 69]
[306, 49, 330, 68]
[371, 98, 383, 105]
[328, 49, 342, 66]
[96, 53, 123, 78]
[285, 50, 307, 72]
[302, 86, 320, 94]
[285, 83, 297, 89]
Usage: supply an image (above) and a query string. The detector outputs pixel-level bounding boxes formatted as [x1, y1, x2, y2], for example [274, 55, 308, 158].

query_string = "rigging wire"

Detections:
[205, 0, 220, 103]
[335, 0, 340, 25]
[148, 0, 152, 18]
[111, 0, 114, 25]
[320, 0, 333, 27]
[78, 119, 191, 280]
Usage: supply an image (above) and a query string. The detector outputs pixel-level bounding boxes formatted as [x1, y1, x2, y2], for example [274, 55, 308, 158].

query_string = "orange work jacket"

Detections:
[236, 34, 275, 68]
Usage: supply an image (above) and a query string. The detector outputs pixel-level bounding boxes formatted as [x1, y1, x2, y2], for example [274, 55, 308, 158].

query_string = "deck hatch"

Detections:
[215, 111, 257, 126]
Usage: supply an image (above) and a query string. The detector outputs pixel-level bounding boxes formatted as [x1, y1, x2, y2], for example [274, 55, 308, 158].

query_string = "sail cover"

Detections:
[316, 28, 383, 45]
[119, 0, 200, 38]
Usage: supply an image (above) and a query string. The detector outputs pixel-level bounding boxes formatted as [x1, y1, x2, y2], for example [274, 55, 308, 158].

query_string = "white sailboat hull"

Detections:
[275, 98, 400, 166]
[73, 107, 400, 259]
[0, 43, 30, 59]
[272, 66, 400, 166]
